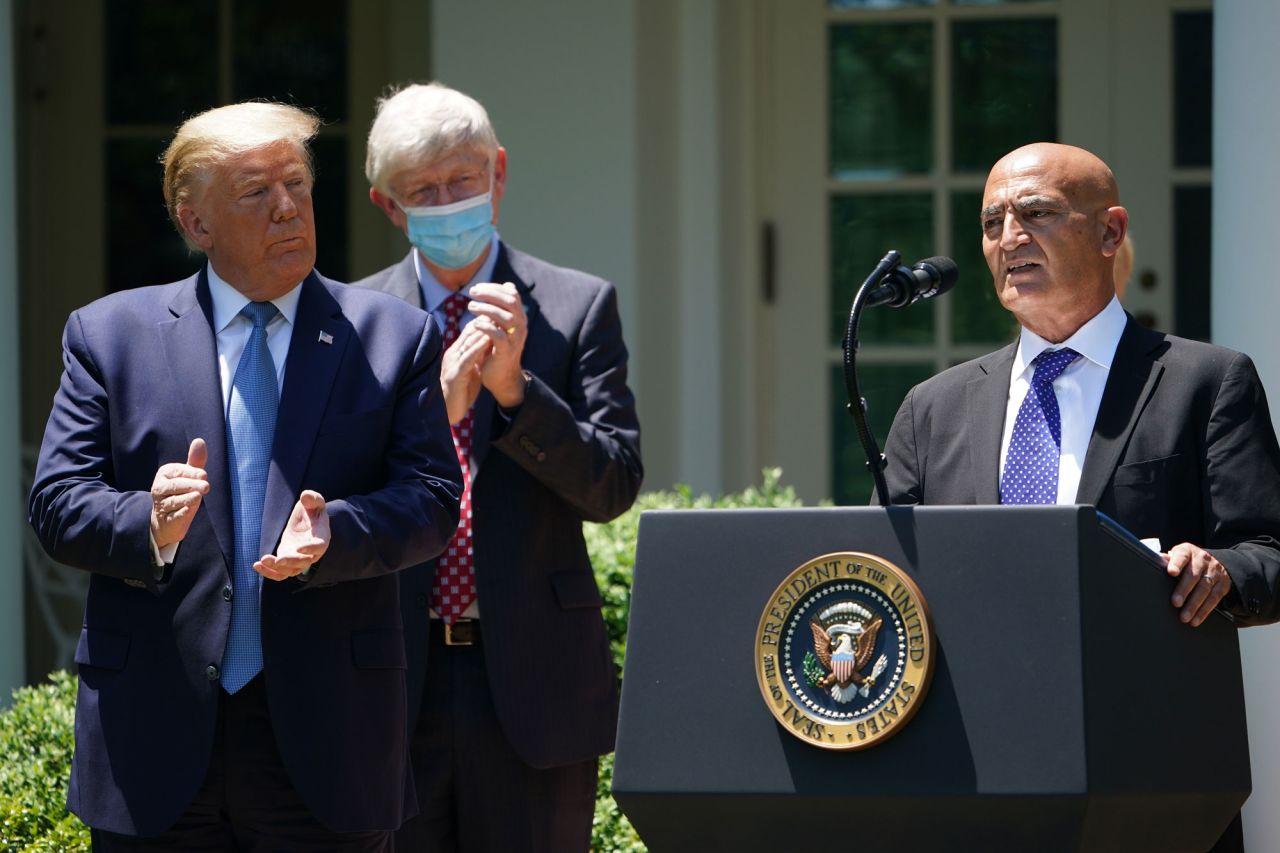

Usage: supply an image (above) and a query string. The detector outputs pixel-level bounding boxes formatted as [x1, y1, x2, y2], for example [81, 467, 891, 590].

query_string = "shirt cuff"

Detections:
[149, 534, 178, 580]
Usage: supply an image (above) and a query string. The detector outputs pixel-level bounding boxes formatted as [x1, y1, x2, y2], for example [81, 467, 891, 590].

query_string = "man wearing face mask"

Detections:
[353, 82, 643, 852]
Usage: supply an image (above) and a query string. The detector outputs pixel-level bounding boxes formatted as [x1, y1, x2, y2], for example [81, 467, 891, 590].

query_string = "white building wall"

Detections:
[431, 1, 638, 339]
[1213, 0, 1280, 848]
[431, 0, 726, 496]
[0, 0, 24, 704]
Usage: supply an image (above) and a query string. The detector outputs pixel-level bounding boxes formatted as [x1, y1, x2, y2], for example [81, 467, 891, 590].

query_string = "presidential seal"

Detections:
[754, 551, 934, 750]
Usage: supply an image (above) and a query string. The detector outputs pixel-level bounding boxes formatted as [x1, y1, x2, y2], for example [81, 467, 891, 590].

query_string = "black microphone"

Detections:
[864, 256, 959, 309]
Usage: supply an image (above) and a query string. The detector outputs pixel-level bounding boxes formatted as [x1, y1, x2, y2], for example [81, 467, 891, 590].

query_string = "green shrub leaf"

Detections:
[589, 469, 801, 852]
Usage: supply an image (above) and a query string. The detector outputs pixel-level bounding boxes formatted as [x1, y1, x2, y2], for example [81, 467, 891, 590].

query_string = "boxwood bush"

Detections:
[588, 469, 802, 852]
[0, 670, 89, 852]
[0, 470, 801, 853]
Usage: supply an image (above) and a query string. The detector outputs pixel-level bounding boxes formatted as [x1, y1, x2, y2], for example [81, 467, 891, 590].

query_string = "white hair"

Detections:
[365, 82, 500, 193]
[162, 102, 320, 248]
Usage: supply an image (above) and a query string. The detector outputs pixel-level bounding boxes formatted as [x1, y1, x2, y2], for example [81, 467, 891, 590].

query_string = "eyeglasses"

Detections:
[403, 169, 490, 208]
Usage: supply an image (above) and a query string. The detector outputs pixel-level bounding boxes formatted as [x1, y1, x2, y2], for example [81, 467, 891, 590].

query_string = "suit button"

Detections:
[222, 585, 233, 602]
[1249, 597, 1262, 613]
[417, 594, 428, 608]
[206, 665, 219, 681]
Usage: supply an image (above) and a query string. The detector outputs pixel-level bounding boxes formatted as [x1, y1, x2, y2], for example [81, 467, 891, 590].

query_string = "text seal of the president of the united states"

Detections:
[755, 551, 934, 750]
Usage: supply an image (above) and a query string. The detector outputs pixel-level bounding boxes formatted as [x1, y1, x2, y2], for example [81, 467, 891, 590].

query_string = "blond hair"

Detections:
[365, 82, 499, 193]
[162, 102, 321, 248]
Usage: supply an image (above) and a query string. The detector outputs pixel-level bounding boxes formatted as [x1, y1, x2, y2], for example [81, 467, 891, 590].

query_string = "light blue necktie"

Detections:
[1000, 348, 1080, 505]
[221, 301, 279, 694]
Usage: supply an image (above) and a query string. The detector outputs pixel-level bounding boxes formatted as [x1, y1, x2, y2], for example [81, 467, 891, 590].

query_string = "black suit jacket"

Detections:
[352, 244, 643, 767]
[28, 270, 462, 835]
[883, 316, 1280, 625]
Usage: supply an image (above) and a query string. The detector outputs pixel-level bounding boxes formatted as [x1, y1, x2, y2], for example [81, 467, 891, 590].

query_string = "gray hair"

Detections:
[365, 82, 500, 194]
[162, 102, 321, 248]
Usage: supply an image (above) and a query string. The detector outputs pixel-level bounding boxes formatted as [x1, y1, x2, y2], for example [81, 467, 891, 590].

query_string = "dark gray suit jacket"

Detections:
[352, 244, 643, 767]
[883, 315, 1280, 625]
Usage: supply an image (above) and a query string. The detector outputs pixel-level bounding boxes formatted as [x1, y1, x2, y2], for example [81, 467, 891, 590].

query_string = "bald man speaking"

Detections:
[882, 142, 1280, 633]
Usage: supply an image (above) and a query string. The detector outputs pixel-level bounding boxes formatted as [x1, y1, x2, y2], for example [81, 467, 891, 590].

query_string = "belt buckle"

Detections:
[444, 620, 474, 646]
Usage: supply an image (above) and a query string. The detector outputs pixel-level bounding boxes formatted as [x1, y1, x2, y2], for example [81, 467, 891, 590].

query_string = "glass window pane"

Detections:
[311, 136, 349, 281]
[106, 0, 218, 125]
[830, 23, 933, 178]
[950, 190, 1018, 344]
[952, 19, 1057, 173]
[831, 194, 934, 346]
[1173, 186, 1211, 342]
[234, 0, 349, 123]
[1173, 12, 1213, 168]
[831, 362, 935, 505]
[106, 140, 196, 292]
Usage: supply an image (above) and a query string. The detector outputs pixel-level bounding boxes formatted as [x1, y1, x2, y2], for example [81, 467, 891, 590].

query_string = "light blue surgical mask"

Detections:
[401, 188, 495, 270]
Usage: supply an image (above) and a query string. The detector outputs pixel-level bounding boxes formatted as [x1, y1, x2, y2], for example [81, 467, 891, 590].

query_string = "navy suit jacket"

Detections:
[883, 316, 1280, 625]
[353, 244, 643, 767]
[28, 269, 462, 835]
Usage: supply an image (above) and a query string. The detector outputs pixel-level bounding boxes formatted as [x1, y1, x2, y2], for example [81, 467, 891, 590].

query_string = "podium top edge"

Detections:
[637, 505, 1101, 518]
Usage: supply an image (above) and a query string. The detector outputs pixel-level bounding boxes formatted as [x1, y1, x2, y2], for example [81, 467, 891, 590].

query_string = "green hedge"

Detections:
[0, 670, 90, 852]
[0, 470, 802, 853]
[588, 469, 801, 852]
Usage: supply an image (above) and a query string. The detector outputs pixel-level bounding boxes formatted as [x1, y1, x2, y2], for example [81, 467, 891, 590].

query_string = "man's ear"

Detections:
[176, 205, 214, 252]
[1100, 206, 1129, 258]
[369, 187, 404, 226]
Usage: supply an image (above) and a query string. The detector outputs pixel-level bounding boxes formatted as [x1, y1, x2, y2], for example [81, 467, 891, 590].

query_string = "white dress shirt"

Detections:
[152, 266, 303, 566]
[999, 296, 1128, 504]
[207, 264, 301, 402]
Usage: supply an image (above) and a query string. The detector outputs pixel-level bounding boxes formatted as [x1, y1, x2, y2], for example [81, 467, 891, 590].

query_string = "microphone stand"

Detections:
[842, 250, 901, 507]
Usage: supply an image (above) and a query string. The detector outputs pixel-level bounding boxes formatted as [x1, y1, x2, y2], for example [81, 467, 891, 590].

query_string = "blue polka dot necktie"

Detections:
[221, 301, 279, 694]
[1000, 348, 1081, 505]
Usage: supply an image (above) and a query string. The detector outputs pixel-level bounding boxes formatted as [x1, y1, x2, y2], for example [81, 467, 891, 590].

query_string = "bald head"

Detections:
[990, 142, 1120, 208]
[980, 143, 1129, 342]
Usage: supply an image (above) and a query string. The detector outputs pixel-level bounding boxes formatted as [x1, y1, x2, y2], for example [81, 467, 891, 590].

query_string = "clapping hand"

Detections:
[255, 490, 330, 581]
[150, 438, 210, 548]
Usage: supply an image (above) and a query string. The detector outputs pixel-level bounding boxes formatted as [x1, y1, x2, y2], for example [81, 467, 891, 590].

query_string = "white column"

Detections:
[0, 0, 25, 702]
[1213, 1, 1280, 847]
[632, 0, 726, 496]
[671, 1, 723, 494]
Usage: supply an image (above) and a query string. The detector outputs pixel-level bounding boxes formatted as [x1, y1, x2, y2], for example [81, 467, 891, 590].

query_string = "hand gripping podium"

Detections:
[612, 506, 1249, 852]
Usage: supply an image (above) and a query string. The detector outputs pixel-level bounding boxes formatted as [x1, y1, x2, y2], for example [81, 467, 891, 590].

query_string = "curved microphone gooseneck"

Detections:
[842, 250, 902, 507]
[842, 252, 959, 506]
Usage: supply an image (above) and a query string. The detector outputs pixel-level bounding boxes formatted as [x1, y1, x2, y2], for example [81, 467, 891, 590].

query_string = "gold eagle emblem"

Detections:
[807, 602, 889, 703]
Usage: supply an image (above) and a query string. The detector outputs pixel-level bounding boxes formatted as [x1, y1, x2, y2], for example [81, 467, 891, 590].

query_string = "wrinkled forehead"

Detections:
[983, 147, 1115, 212]
[225, 142, 310, 178]
[192, 141, 310, 203]
[983, 154, 1065, 207]
[388, 146, 491, 190]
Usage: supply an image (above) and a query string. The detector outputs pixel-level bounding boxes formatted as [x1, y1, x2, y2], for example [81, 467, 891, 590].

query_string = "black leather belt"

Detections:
[430, 618, 480, 647]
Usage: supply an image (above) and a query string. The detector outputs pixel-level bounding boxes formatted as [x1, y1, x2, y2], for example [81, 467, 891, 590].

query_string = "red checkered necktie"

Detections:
[433, 292, 478, 623]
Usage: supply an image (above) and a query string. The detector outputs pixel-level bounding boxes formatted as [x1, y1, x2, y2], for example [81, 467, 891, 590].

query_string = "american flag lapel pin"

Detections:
[318, 331, 334, 345]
